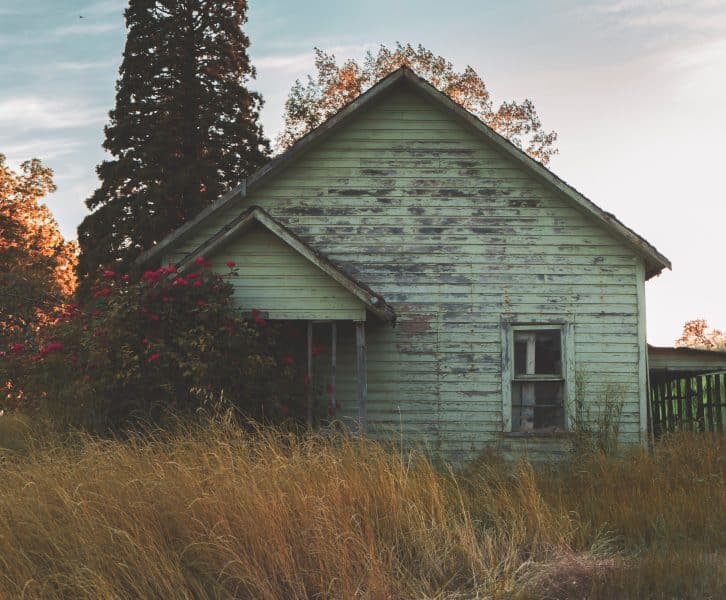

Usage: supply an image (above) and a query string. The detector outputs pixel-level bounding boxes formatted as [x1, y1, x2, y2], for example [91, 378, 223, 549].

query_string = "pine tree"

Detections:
[78, 0, 269, 292]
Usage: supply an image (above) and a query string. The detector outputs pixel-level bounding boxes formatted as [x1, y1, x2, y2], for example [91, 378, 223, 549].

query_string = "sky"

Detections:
[1, 0, 725, 345]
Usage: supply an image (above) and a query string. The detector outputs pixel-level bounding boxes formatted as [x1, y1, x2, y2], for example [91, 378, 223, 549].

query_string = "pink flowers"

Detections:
[226, 261, 235, 268]
[194, 256, 206, 265]
[148, 353, 161, 363]
[10, 343, 25, 353]
[93, 287, 112, 298]
[250, 308, 266, 327]
[192, 280, 203, 287]
[34, 342, 65, 361]
[101, 270, 115, 279]
[197, 299, 207, 307]
[172, 277, 187, 287]
[282, 354, 294, 366]
[142, 266, 177, 284]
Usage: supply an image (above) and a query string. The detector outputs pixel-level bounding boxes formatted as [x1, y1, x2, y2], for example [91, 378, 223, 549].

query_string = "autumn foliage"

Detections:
[278, 43, 558, 164]
[676, 319, 726, 350]
[0, 154, 77, 346]
[1, 259, 302, 429]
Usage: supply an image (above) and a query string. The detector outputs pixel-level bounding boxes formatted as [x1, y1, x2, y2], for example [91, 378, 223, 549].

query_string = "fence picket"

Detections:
[649, 371, 726, 437]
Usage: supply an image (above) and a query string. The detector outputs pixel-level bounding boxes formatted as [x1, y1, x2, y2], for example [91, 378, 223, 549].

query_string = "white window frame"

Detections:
[501, 319, 575, 433]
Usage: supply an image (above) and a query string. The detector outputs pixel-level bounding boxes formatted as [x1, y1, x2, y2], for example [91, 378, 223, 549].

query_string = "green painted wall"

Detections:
[205, 223, 366, 321]
[168, 81, 646, 462]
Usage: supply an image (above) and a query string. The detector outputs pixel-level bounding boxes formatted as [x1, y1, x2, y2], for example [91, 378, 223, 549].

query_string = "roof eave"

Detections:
[395, 69, 672, 275]
[174, 206, 396, 324]
[138, 65, 671, 277]
[136, 69, 410, 267]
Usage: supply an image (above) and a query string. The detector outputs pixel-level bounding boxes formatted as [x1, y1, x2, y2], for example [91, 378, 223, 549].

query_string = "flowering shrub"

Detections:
[1, 260, 305, 430]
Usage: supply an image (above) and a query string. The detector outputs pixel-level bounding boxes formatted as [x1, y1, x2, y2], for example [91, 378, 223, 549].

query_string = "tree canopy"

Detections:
[0, 154, 76, 346]
[676, 319, 726, 351]
[277, 43, 558, 164]
[77, 0, 269, 293]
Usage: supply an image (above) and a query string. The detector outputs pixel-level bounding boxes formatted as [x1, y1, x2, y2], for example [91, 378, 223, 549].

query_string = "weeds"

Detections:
[0, 417, 722, 598]
[570, 372, 625, 457]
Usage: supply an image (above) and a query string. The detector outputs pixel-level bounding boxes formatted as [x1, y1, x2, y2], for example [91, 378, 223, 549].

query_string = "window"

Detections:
[502, 323, 573, 434]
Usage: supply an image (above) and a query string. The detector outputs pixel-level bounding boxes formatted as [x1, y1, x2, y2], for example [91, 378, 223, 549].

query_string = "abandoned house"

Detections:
[138, 66, 674, 461]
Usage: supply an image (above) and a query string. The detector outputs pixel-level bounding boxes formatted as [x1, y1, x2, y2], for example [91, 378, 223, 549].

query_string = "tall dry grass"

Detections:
[0, 414, 723, 599]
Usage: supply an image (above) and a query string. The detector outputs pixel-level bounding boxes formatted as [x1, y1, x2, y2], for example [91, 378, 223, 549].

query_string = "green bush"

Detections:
[1, 259, 303, 429]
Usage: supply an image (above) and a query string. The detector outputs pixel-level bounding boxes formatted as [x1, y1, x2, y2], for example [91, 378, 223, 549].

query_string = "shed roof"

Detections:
[175, 206, 396, 323]
[138, 66, 671, 279]
[648, 345, 726, 374]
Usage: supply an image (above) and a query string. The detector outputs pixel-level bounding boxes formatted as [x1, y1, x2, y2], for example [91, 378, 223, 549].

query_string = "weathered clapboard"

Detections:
[138, 67, 671, 462]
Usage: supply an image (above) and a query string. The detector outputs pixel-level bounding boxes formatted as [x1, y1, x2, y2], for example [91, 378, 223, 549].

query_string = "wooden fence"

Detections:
[649, 372, 726, 436]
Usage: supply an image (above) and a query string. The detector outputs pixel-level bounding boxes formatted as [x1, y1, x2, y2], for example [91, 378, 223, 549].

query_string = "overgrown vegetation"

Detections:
[1, 262, 305, 430]
[569, 372, 626, 457]
[0, 415, 722, 599]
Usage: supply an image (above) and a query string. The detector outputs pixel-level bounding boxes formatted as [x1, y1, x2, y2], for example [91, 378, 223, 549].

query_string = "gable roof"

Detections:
[138, 66, 671, 279]
[175, 205, 396, 323]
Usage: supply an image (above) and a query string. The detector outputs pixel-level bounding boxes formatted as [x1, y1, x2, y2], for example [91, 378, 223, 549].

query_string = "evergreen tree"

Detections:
[78, 0, 269, 292]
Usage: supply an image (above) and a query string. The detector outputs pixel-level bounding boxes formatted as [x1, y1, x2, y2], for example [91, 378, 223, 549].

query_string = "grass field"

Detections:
[0, 415, 723, 599]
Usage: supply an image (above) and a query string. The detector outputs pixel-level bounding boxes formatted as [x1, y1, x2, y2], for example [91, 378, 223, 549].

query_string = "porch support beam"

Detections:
[330, 322, 337, 416]
[355, 321, 368, 432]
[307, 321, 313, 426]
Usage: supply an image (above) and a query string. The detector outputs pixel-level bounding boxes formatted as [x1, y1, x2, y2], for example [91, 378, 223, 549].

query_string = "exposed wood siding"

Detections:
[168, 83, 644, 462]
[204, 223, 365, 321]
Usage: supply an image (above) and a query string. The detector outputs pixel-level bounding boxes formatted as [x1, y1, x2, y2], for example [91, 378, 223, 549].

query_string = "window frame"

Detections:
[501, 319, 575, 434]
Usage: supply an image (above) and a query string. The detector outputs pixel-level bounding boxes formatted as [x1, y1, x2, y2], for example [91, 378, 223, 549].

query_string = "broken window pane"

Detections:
[511, 380, 565, 432]
[514, 330, 561, 375]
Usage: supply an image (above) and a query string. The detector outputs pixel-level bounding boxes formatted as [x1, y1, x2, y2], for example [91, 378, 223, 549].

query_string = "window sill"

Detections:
[503, 430, 573, 439]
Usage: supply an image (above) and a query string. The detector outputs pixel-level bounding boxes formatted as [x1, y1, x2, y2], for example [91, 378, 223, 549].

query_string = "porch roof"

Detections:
[173, 206, 396, 324]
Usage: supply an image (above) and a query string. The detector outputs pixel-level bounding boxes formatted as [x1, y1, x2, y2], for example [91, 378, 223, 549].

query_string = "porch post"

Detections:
[306, 321, 313, 426]
[355, 321, 367, 432]
[330, 322, 337, 415]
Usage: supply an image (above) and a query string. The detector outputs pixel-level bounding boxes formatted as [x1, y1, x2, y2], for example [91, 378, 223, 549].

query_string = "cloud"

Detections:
[2, 138, 84, 164]
[0, 97, 106, 131]
[53, 22, 118, 38]
[78, 0, 126, 17]
[56, 59, 118, 71]
[254, 52, 313, 72]
[254, 43, 379, 74]
[596, 0, 726, 31]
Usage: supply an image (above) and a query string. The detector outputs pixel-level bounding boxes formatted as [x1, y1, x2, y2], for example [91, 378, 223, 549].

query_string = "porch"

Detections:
[648, 346, 726, 435]
[172, 206, 397, 429]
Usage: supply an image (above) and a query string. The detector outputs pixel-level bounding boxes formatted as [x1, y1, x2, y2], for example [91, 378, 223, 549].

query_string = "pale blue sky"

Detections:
[2, 0, 725, 345]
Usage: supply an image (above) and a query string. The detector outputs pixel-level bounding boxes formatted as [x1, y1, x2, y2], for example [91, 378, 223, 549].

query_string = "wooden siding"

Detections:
[206, 223, 365, 321]
[168, 82, 645, 462]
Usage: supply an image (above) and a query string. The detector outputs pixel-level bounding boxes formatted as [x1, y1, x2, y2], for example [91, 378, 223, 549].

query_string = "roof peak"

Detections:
[138, 66, 670, 278]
